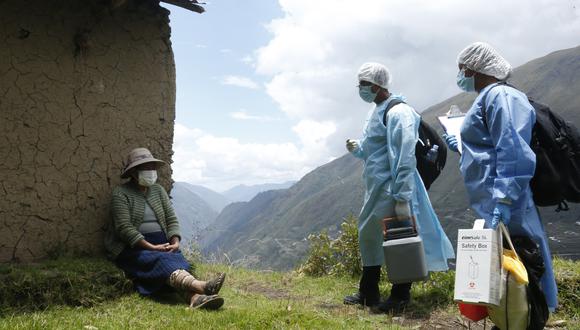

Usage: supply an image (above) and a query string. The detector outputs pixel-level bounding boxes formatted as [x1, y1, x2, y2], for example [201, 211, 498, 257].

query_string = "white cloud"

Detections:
[220, 48, 232, 54]
[172, 123, 334, 191]
[230, 109, 281, 122]
[241, 55, 254, 65]
[173, 0, 580, 190]
[221, 75, 260, 89]
[292, 120, 336, 146]
[255, 0, 580, 157]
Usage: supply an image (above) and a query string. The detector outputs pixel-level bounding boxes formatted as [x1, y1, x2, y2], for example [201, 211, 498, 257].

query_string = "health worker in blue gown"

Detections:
[444, 42, 558, 312]
[344, 62, 455, 313]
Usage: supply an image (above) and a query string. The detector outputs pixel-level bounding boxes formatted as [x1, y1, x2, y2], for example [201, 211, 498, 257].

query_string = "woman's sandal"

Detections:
[204, 273, 226, 295]
[190, 294, 224, 310]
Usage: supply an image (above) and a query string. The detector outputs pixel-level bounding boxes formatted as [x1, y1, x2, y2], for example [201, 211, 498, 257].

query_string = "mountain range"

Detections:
[200, 156, 364, 268]
[171, 181, 298, 244]
[170, 182, 218, 244]
[175, 182, 231, 213]
[222, 182, 296, 202]
[199, 45, 580, 269]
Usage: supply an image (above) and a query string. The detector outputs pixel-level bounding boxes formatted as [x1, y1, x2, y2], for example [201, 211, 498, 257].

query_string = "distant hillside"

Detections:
[200, 157, 363, 269]
[177, 182, 231, 213]
[170, 182, 218, 243]
[201, 45, 580, 269]
[222, 181, 296, 202]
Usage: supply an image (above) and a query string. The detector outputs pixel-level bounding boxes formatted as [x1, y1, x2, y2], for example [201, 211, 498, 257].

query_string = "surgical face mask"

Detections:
[138, 170, 157, 187]
[456, 68, 475, 92]
[358, 85, 378, 103]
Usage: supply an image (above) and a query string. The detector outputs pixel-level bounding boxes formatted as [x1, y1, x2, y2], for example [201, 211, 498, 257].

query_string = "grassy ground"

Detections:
[0, 258, 578, 329]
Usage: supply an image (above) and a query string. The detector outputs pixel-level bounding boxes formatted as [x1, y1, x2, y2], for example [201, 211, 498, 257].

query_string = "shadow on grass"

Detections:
[376, 271, 455, 320]
[403, 290, 451, 319]
[0, 256, 220, 316]
[0, 257, 133, 316]
[150, 289, 187, 306]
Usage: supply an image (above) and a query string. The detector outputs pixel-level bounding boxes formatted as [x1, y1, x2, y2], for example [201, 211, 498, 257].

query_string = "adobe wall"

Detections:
[0, 0, 176, 261]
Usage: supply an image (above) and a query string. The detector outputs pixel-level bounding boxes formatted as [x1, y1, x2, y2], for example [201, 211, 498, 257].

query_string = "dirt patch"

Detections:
[389, 309, 490, 330]
[241, 281, 292, 300]
[316, 302, 343, 310]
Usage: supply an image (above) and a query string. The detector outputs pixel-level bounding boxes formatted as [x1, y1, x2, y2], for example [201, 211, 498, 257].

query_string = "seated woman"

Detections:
[104, 147, 225, 309]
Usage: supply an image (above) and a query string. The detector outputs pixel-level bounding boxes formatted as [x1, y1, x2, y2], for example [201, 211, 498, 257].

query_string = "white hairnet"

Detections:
[457, 42, 512, 80]
[357, 62, 391, 89]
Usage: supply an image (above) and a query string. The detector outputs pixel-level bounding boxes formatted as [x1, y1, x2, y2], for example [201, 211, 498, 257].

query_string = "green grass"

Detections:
[552, 258, 580, 319]
[0, 257, 132, 315]
[0, 258, 578, 329]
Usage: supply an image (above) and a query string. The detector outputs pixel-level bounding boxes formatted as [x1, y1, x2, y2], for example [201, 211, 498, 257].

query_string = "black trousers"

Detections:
[359, 266, 381, 303]
[359, 266, 412, 301]
[390, 282, 412, 300]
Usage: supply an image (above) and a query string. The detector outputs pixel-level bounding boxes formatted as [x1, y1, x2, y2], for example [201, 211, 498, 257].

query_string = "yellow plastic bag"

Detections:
[502, 248, 528, 284]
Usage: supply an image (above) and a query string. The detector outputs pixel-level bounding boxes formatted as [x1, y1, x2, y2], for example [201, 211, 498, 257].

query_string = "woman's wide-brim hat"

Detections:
[121, 147, 165, 178]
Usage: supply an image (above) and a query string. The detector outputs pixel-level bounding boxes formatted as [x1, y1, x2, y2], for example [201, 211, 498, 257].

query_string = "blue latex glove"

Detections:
[443, 134, 459, 153]
[491, 203, 511, 229]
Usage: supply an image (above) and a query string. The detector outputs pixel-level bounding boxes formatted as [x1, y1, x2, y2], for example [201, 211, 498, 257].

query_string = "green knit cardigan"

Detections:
[104, 182, 181, 260]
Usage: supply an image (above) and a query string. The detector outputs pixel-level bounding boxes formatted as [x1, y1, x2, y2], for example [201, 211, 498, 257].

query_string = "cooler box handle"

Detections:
[381, 215, 418, 240]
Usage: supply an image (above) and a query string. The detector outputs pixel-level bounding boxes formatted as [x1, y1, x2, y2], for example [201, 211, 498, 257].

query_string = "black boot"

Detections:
[343, 266, 381, 307]
[376, 282, 412, 313]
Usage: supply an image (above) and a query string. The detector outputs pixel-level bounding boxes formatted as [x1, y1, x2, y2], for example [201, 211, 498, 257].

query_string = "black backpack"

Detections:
[483, 83, 580, 210]
[383, 99, 447, 190]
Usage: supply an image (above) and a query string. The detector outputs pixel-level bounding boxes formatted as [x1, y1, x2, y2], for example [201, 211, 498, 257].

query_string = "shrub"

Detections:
[298, 215, 361, 277]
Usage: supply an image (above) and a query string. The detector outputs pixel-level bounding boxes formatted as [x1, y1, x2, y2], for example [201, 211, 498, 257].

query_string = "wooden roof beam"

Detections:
[161, 0, 205, 13]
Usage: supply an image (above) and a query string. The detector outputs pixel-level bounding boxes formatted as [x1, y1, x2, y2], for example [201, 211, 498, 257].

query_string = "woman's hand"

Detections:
[135, 239, 170, 252]
[167, 236, 180, 253]
[151, 243, 170, 252]
[135, 237, 180, 252]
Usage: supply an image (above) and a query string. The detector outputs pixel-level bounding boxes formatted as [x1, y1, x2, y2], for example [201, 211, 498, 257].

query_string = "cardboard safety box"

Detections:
[454, 219, 503, 306]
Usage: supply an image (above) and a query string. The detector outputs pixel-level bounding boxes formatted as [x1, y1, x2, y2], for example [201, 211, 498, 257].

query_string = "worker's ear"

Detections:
[464, 67, 476, 77]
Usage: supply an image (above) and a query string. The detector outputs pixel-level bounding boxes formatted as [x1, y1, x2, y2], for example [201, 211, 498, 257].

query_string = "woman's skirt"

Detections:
[115, 231, 191, 295]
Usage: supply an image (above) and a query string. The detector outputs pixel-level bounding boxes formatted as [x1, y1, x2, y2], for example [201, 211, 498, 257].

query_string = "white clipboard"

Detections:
[437, 105, 465, 154]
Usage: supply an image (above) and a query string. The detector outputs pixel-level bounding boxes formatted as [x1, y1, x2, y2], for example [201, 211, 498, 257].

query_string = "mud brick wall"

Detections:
[0, 0, 176, 261]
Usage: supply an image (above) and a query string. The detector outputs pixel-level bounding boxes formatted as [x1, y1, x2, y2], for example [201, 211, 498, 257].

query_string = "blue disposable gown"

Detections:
[350, 95, 455, 270]
[459, 83, 558, 311]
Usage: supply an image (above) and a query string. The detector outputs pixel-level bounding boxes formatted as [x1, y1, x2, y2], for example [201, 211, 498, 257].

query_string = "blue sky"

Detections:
[163, 0, 580, 192]
[167, 1, 290, 142]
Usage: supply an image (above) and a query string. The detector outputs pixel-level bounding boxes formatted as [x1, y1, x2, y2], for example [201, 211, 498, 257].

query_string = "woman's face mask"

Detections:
[358, 84, 378, 103]
[456, 68, 475, 92]
[138, 170, 158, 187]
